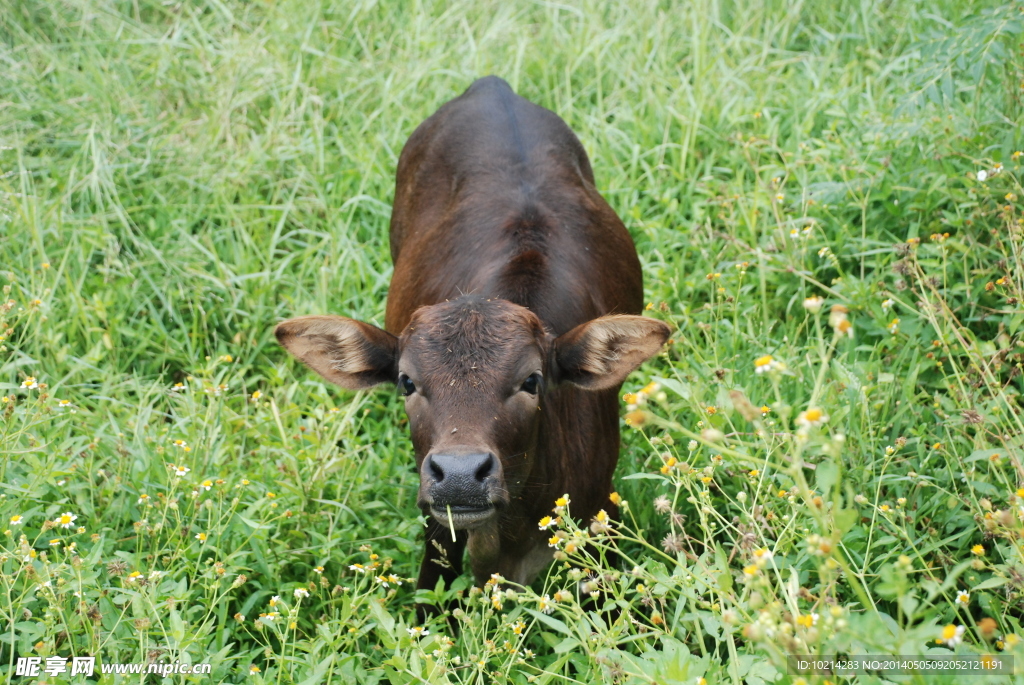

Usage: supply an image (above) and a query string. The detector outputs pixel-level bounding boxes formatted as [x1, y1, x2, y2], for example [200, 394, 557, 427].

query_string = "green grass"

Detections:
[1, 0, 1023, 682]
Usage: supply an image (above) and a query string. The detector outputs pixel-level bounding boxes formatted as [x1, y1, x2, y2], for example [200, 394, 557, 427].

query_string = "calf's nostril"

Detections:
[428, 456, 445, 483]
[474, 453, 495, 483]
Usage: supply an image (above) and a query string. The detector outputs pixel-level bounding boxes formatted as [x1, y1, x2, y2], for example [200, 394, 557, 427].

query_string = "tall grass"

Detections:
[1, 0, 1023, 682]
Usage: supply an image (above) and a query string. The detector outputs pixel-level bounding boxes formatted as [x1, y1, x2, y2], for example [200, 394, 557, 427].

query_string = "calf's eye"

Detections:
[399, 374, 416, 396]
[520, 373, 541, 395]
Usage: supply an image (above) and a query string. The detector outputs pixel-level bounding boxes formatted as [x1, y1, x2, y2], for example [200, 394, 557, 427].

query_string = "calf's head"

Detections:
[275, 296, 669, 528]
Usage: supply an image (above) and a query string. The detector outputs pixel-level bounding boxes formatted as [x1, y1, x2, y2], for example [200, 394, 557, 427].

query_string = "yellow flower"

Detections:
[219, 355, 233, 363]
[22, 377, 39, 389]
[803, 296, 824, 313]
[640, 381, 661, 396]
[538, 516, 554, 530]
[195, 532, 207, 544]
[760, 406, 770, 416]
[706, 406, 717, 415]
[796, 408, 828, 428]
[55, 512, 77, 528]
[555, 495, 569, 508]
[10, 515, 23, 525]
[795, 613, 817, 628]
[743, 564, 759, 576]
[936, 624, 965, 647]
[548, 535, 561, 548]
[624, 410, 649, 427]
[622, 392, 638, 404]
[1013, 151, 1023, 161]
[706, 272, 721, 281]
[972, 544, 984, 556]
[754, 355, 782, 373]
[608, 492, 621, 505]
[775, 193, 784, 201]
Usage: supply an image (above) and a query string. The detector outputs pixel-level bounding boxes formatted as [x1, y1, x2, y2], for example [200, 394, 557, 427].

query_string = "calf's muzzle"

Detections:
[421, 449, 502, 527]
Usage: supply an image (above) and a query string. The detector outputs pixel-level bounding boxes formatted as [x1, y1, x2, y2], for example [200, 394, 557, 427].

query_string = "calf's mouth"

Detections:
[428, 503, 497, 529]
[419, 449, 505, 529]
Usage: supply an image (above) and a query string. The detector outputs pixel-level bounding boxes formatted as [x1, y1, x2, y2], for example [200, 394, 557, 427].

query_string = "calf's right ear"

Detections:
[275, 315, 398, 390]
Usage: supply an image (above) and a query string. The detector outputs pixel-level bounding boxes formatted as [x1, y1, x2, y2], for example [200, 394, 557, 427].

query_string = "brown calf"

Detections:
[276, 76, 669, 594]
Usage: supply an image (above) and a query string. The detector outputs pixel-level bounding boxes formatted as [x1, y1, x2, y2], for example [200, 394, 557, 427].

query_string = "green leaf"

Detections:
[238, 515, 273, 530]
[296, 655, 335, 685]
[715, 544, 733, 594]
[524, 608, 572, 635]
[974, 576, 1007, 590]
[816, 459, 839, 494]
[833, 508, 858, 536]
[169, 609, 185, 646]
[553, 636, 580, 653]
[654, 377, 691, 400]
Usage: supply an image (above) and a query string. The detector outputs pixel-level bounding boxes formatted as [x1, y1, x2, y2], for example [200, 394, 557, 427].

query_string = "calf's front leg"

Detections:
[415, 518, 467, 623]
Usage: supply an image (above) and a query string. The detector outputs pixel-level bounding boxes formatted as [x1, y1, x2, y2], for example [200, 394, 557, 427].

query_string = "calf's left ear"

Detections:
[552, 315, 671, 390]
[275, 315, 398, 389]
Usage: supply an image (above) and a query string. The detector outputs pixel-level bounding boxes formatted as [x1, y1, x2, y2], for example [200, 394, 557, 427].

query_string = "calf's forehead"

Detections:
[399, 298, 546, 378]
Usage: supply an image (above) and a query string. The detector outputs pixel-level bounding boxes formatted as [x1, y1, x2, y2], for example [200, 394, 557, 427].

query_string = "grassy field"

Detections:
[2, 0, 1024, 682]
